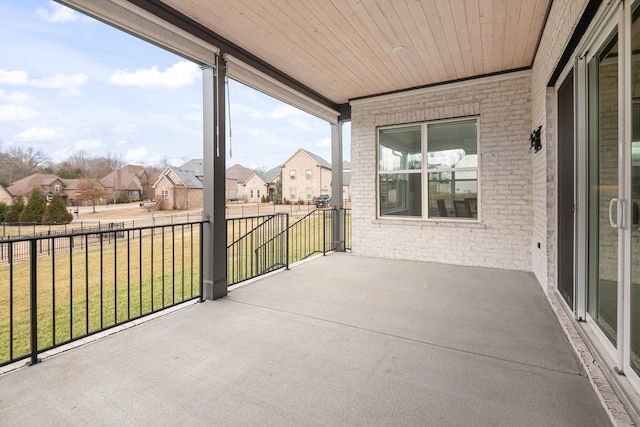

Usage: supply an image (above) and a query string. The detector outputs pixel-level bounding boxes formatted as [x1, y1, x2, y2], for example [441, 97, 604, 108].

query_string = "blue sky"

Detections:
[0, 0, 350, 170]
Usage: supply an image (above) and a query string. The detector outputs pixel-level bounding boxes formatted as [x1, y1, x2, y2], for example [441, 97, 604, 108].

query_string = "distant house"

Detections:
[342, 171, 352, 203]
[152, 161, 204, 210]
[225, 175, 239, 201]
[261, 166, 281, 202]
[242, 173, 268, 203]
[7, 173, 68, 204]
[241, 166, 281, 203]
[280, 149, 332, 204]
[62, 179, 83, 206]
[342, 161, 352, 203]
[0, 186, 12, 205]
[100, 165, 150, 203]
[227, 164, 257, 201]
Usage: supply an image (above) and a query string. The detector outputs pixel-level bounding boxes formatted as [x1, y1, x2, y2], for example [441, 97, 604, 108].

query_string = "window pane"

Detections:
[379, 173, 422, 217]
[379, 126, 422, 171]
[428, 171, 477, 219]
[427, 120, 477, 169]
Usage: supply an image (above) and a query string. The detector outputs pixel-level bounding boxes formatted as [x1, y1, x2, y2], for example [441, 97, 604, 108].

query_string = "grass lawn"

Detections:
[0, 226, 201, 364]
[0, 206, 350, 365]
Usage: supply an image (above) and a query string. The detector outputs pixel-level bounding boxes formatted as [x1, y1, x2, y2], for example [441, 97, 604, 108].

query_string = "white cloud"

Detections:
[316, 137, 331, 148]
[0, 69, 88, 96]
[31, 73, 88, 96]
[14, 127, 62, 141]
[0, 69, 29, 85]
[50, 148, 73, 163]
[289, 117, 320, 131]
[125, 146, 148, 163]
[0, 89, 33, 103]
[109, 62, 200, 89]
[269, 104, 305, 119]
[0, 105, 38, 121]
[3, 91, 33, 103]
[116, 140, 128, 147]
[75, 139, 103, 151]
[113, 122, 138, 133]
[37, 2, 79, 23]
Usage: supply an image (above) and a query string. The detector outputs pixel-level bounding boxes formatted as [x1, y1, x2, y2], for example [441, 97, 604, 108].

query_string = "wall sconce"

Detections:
[530, 126, 542, 153]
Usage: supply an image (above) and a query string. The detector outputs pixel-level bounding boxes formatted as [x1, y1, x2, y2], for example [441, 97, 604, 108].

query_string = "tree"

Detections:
[77, 178, 110, 213]
[20, 187, 46, 222]
[56, 160, 84, 179]
[88, 152, 122, 178]
[42, 193, 73, 223]
[4, 195, 25, 223]
[7, 147, 48, 182]
[274, 178, 282, 202]
[115, 191, 131, 204]
[0, 201, 8, 222]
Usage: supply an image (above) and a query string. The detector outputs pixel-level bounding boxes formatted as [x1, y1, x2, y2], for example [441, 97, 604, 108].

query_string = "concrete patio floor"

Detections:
[0, 253, 611, 426]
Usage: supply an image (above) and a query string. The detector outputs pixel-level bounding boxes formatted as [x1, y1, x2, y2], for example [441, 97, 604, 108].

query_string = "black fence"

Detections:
[0, 208, 351, 368]
[226, 208, 351, 285]
[0, 221, 205, 368]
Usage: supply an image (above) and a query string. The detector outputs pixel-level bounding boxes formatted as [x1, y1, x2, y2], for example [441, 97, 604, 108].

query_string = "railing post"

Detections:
[323, 210, 326, 256]
[28, 239, 40, 365]
[285, 213, 290, 270]
[199, 221, 204, 302]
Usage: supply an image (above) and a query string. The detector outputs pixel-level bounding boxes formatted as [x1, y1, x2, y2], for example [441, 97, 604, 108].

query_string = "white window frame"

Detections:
[306, 170, 312, 180]
[377, 116, 480, 221]
[290, 170, 296, 180]
[161, 189, 169, 199]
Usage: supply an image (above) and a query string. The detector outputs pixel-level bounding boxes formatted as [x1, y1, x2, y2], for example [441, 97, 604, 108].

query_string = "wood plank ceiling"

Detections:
[155, 0, 551, 105]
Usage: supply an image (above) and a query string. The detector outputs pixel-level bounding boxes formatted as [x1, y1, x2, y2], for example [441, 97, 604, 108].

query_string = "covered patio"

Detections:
[0, 255, 610, 425]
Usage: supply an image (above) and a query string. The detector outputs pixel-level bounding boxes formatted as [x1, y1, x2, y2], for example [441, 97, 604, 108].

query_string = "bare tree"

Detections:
[68, 150, 90, 176]
[77, 178, 110, 213]
[6, 147, 48, 182]
[87, 152, 123, 178]
[152, 156, 174, 172]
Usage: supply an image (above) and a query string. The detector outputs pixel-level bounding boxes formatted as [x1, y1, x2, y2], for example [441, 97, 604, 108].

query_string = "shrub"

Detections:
[260, 195, 266, 203]
[115, 192, 131, 204]
[19, 187, 46, 222]
[0, 201, 8, 222]
[42, 193, 73, 223]
[4, 195, 25, 222]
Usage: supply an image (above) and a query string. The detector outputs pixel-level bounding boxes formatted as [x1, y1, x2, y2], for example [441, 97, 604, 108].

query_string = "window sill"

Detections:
[372, 217, 487, 229]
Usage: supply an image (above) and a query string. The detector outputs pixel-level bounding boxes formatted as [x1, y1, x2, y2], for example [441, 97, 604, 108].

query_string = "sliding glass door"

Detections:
[587, 28, 620, 346]
[629, 2, 640, 376]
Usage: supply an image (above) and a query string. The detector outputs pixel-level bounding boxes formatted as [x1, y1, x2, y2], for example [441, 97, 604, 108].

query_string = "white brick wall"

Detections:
[531, 0, 590, 291]
[350, 73, 533, 271]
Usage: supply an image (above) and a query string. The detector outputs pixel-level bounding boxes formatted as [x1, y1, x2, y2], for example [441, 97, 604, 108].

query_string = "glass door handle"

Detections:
[608, 198, 624, 228]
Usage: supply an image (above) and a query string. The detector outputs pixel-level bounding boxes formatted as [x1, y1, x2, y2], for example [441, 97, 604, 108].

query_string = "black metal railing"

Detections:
[0, 221, 205, 368]
[288, 209, 334, 265]
[342, 208, 352, 251]
[0, 208, 351, 367]
[226, 208, 351, 286]
[227, 213, 288, 285]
